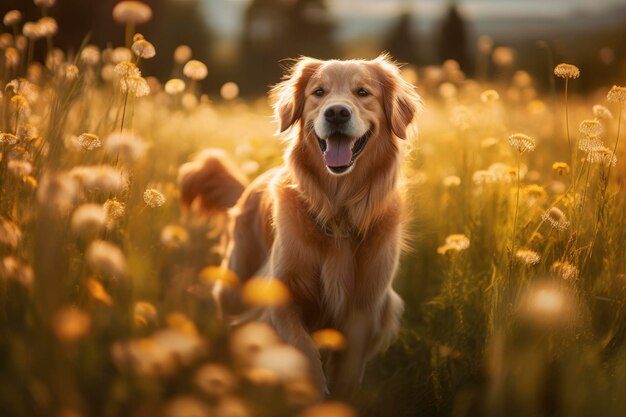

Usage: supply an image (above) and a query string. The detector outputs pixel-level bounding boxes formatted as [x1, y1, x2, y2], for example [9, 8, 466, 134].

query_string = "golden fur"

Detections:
[178, 55, 422, 398]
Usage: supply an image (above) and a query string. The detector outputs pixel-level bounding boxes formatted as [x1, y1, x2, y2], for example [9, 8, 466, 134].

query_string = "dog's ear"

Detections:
[270, 57, 322, 133]
[372, 53, 423, 140]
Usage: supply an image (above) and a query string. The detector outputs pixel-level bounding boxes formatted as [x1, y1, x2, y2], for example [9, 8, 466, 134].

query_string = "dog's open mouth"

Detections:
[316, 129, 372, 174]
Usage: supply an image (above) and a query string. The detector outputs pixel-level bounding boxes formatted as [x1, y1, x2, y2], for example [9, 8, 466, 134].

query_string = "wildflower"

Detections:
[587, 146, 617, 167]
[7, 160, 32, 177]
[143, 188, 166, 208]
[163, 397, 210, 417]
[111, 47, 132, 64]
[579, 119, 603, 137]
[65, 64, 79, 80]
[438, 82, 457, 100]
[134, 301, 158, 327]
[513, 70, 532, 88]
[3, 10, 21, 26]
[552, 162, 570, 176]
[86, 240, 128, 278]
[0, 217, 21, 248]
[593, 104, 613, 120]
[104, 132, 147, 161]
[450, 105, 473, 129]
[71, 204, 107, 235]
[37, 17, 58, 37]
[86, 278, 113, 305]
[551, 261, 579, 281]
[312, 329, 346, 350]
[229, 322, 281, 371]
[160, 225, 189, 249]
[214, 397, 251, 417]
[104, 198, 126, 224]
[80, 45, 100, 66]
[220, 82, 239, 100]
[11, 95, 30, 118]
[182, 93, 198, 109]
[165, 78, 186, 95]
[183, 60, 208, 80]
[579, 135, 605, 152]
[607, 85, 626, 103]
[242, 277, 290, 307]
[112, 1, 153, 25]
[554, 63, 580, 79]
[77, 133, 101, 150]
[22, 22, 43, 40]
[174, 45, 192, 64]
[195, 364, 238, 397]
[524, 184, 547, 205]
[515, 248, 541, 265]
[480, 89, 499, 104]
[0, 256, 33, 288]
[253, 344, 310, 383]
[442, 175, 461, 188]
[52, 307, 91, 342]
[5, 48, 19, 67]
[0, 133, 19, 145]
[69, 165, 129, 193]
[131, 39, 156, 59]
[17, 123, 38, 141]
[492, 47, 515, 67]
[472, 170, 496, 185]
[437, 234, 470, 255]
[153, 327, 206, 365]
[542, 207, 570, 231]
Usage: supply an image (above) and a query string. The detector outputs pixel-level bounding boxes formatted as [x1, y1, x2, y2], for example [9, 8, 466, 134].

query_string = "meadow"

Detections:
[1, 2, 626, 417]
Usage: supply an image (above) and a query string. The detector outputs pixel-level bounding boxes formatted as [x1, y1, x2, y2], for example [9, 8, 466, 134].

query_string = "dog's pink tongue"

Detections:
[324, 139, 352, 167]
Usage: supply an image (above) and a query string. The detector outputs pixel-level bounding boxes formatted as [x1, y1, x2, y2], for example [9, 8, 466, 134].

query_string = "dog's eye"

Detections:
[357, 88, 369, 97]
[313, 88, 324, 97]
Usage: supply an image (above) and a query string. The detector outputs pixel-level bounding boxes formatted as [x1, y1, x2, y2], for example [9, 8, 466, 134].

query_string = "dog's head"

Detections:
[272, 54, 422, 176]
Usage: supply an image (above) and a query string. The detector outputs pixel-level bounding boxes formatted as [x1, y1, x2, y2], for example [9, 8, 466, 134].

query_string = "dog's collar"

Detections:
[308, 212, 354, 239]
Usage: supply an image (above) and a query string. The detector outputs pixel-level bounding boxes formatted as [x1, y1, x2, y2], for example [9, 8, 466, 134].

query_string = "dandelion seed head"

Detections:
[183, 60, 208, 80]
[587, 146, 617, 167]
[112, 1, 153, 25]
[579, 119, 603, 137]
[37, 17, 57, 37]
[253, 344, 310, 384]
[114, 60, 138, 78]
[37, 172, 79, 215]
[554, 63, 580, 79]
[3, 10, 22, 26]
[542, 207, 570, 231]
[80, 45, 100, 66]
[492, 47, 515, 67]
[230, 322, 281, 371]
[53, 307, 91, 342]
[77, 133, 101, 150]
[472, 169, 496, 185]
[86, 240, 128, 279]
[607, 85, 626, 103]
[120, 75, 151, 97]
[22, 21, 43, 39]
[143, 188, 166, 208]
[174, 45, 192, 64]
[515, 248, 541, 265]
[508, 133, 536, 153]
[593, 104, 613, 120]
[552, 162, 570, 176]
[551, 261, 579, 281]
[111, 47, 132, 64]
[131, 39, 156, 59]
[70, 165, 129, 193]
[71, 204, 107, 235]
[578, 135, 605, 152]
[165, 78, 186, 95]
[182, 92, 198, 109]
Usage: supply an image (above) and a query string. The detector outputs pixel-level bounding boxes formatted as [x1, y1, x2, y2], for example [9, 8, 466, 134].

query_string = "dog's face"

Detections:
[272, 55, 422, 176]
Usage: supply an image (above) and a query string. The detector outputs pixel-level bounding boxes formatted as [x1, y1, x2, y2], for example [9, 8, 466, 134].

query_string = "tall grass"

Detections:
[1, 3, 626, 417]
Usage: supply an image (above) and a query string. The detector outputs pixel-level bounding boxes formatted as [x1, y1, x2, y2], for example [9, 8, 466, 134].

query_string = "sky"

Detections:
[198, 0, 626, 39]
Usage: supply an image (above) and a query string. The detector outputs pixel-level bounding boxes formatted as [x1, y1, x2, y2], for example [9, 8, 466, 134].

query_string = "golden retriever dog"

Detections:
[179, 54, 422, 398]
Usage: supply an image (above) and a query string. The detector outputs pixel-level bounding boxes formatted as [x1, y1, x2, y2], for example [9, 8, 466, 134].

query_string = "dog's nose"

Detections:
[324, 105, 351, 124]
